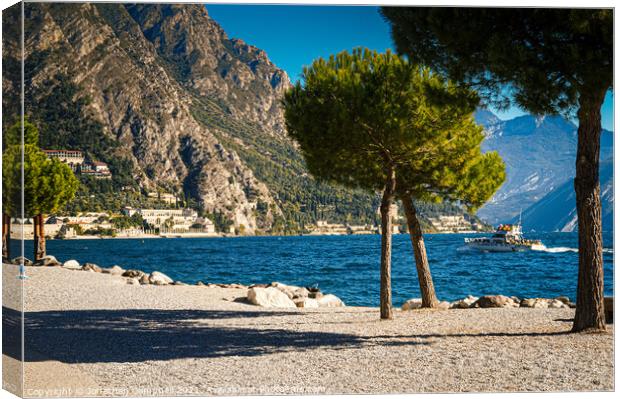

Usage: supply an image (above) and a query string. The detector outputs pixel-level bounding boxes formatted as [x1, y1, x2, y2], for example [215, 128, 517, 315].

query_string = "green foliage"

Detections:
[2, 121, 79, 217]
[110, 213, 144, 230]
[190, 94, 383, 229]
[3, 118, 39, 149]
[283, 48, 505, 209]
[381, 8, 613, 116]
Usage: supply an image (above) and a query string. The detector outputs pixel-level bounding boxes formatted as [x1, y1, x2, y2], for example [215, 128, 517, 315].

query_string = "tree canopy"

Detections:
[381, 8, 612, 115]
[283, 48, 504, 208]
[2, 120, 79, 218]
[381, 7, 612, 331]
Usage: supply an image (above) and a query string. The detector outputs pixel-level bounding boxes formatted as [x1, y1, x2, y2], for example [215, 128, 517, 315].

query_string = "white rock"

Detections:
[149, 271, 173, 285]
[294, 298, 319, 308]
[103, 265, 125, 275]
[450, 295, 478, 309]
[247, 287, 297, 308]
[317, 294, 345, 307]
[35, 255, 60, 266]
[437, 301, 451, 310]
[402, 298, 423, 311]
[126, 278, 139, 285]
[548, 299, 567, 309]
[271, 282, 303, 299]
[62, 260, 81, 270]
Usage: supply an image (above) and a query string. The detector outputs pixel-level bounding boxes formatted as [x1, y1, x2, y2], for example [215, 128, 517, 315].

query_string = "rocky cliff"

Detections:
[3, 3, 293, 233]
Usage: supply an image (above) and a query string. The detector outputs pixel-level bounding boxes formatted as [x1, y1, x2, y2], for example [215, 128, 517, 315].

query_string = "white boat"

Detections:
[464, 223, 545, 252]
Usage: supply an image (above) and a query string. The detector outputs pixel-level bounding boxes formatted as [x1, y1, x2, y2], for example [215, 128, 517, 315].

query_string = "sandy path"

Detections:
[2, 264, 614, 396]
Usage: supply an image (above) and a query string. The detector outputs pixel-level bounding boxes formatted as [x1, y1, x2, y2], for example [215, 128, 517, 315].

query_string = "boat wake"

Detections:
[533, 246, 578, 253]
[533, 246, 614, 254]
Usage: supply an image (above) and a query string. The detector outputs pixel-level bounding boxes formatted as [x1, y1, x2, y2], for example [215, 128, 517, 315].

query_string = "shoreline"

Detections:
[3, 262, 613, 396]
[3, 256, 598, 311]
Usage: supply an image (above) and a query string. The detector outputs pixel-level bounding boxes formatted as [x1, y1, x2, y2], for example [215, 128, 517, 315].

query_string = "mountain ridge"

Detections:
[474, 109, 613, 225]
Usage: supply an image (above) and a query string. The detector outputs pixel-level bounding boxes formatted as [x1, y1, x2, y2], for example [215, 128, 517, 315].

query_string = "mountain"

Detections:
[516, 161, 613, 232]
[474, 110, 613, 225]
[3, 2, 482, 234]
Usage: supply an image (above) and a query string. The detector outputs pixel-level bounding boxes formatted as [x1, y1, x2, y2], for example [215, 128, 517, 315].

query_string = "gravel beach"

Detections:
[2, 263, 614, 396]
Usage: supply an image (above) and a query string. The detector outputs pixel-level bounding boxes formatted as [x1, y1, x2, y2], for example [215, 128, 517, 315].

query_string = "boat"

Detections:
[464, 223, 545, 252]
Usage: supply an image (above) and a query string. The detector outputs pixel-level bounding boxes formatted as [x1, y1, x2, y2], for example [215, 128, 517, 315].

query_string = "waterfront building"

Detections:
[121, 207, 208, 231]
[42, 149, 84, 171]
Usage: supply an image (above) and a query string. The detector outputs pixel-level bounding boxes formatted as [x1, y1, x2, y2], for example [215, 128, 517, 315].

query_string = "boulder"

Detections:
[126, 278, 139, 285]
[122, 270, 144, 278]
[555, 296, 571, 305]
[229, 283, 246, 289]
[103, 265, 125, 275]
[548, 299, 568, 309]
[292, 287, 310, 299]
[270, 282, 302, 299]
[173, 281, 187, 286]
[247, 287, 297, 308]
[294, 298, 320, 308]
[149, 271, 173, 285]
[62, 260, 81, 270]
[437, 301, 451, 310]
[317, 294, 345, 308]
[11, 256, 32, 266]
[249, 283, 269, 289]
[34, 255, 61, 267]
[139, 274, 150, 285]
[474, 295, 518, 308]
[604, 296, 613, 323]
[308, 291, 323, 300]
[402, 298, 423, 311]
[450, 295, 478, 309]
[82, 263, 102, 273]
[520, 298, 538, 308]
[196, 281, 206, 286]
[520, 298, 568, 309]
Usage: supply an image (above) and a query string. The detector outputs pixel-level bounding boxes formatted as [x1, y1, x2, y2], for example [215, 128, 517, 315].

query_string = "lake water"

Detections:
[10, 232, 614, 307]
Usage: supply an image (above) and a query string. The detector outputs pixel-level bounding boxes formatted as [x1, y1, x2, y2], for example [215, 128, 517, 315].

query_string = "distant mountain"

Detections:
[515, 161, 613, 232]
[475, 110, 613, 225]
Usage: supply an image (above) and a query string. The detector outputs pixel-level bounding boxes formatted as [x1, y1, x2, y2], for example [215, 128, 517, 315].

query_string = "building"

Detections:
[147, 192, 178, 205]
[193, 217, 216, 234]
[307, 221, 350, 235]
[428, 215, 475, 233]
[43, 149, 111, 179]
[81, 161, 111, 179]
[122, 207, 200, 230]
[42, 149, 84, 171]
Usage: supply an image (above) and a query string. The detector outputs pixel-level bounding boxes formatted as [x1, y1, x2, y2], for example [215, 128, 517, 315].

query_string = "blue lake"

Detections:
[11, 232, 614, 307]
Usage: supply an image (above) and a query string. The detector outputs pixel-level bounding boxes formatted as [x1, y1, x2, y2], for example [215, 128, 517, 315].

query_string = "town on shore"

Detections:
[6, 147, 489, 241]
[9, 208, 487, 240]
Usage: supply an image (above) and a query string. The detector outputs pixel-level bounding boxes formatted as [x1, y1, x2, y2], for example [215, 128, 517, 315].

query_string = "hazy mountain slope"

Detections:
[516, 160, 613, 232]
[475, 111, 613, 224]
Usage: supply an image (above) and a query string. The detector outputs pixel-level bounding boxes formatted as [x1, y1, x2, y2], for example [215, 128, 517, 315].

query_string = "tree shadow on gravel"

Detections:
[2, 307, 430, 364]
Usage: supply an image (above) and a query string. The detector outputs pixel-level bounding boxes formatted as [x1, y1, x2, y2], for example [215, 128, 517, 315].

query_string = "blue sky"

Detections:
[206, 4, 614, 130]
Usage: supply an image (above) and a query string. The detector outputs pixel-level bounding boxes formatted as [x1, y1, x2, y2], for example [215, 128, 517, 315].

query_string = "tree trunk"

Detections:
[401, 195, 439, 308]
[572, 89, 607, 333]
[379, 168, 396, 320]
[34, 214, 46, 261]
[2, 213, 10, 262]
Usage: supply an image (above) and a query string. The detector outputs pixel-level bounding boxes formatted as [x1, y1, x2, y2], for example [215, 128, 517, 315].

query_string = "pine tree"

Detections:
[2, 119, 79, 261]
[382, 7, 612, 331]
[283, 49, 504, 318]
